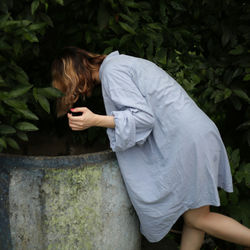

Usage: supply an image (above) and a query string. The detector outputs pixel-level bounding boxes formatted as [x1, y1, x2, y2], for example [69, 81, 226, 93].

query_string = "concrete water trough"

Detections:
[0, 150, 141, 250]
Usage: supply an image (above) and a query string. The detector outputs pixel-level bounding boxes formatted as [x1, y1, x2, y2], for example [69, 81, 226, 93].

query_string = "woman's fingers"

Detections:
[70, 126, 82, 131]
[68, 116, 84, 126]
[69, 122, 87, 131]
[68, 119, 84, 130]
[71, 107, 87, 113]
[67, 107, 96, 131]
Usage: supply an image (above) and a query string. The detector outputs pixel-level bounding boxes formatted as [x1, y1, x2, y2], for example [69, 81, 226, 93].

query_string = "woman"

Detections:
[52, 47, 250, 249]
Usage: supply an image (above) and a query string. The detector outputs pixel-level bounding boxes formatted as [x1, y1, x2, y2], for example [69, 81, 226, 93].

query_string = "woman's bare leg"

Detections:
[183, 205, 250, 247]
[180, 222, 205, 250]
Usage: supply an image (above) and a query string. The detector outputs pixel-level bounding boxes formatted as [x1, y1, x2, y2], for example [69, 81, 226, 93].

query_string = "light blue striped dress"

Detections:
[99, 51, 233, 242]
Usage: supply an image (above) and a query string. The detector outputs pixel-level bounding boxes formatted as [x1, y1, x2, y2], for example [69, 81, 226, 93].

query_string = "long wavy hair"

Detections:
[51, 47, 106, 116]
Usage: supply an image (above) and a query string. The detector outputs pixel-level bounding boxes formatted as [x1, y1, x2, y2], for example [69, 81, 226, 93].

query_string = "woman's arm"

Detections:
[100, 67, 155, 152]
[67, 107, 115, 130]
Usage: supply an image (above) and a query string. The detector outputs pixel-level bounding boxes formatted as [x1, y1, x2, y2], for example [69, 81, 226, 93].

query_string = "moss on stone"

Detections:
[42, 164, 103, 250]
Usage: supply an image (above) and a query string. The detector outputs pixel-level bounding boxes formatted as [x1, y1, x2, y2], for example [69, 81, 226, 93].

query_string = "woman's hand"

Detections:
[67, 107, 115, 131]
[67, 107, 97, 131]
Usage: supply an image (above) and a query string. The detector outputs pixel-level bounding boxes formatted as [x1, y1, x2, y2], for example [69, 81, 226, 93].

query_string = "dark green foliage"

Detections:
[0, 0, 63, 151]
[0, 0, 249, 245]
[44, 0, 250, 235]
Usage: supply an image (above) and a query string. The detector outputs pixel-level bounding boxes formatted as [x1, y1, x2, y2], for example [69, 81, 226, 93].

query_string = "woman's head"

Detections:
[51, 47, 106, 116]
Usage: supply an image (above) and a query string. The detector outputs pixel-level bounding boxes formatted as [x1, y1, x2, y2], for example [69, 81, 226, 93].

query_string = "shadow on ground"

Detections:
[141, 235, 179, 250]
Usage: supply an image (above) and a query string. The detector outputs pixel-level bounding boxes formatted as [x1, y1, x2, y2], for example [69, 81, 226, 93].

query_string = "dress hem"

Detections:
[141, 200, 220, 243]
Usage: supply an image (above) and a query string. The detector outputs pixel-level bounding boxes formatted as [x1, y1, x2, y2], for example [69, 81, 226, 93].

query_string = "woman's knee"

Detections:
[183, 205, 210, 230]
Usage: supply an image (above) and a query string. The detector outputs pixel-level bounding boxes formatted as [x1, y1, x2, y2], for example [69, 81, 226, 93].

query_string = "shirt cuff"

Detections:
[107, 109, 136, 152]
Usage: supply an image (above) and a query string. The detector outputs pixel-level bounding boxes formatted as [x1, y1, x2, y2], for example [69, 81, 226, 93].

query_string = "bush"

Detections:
[0, 0, 63, 151]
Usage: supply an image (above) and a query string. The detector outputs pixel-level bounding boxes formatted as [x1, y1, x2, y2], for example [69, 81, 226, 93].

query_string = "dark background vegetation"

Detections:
[0, 0, 249, 249]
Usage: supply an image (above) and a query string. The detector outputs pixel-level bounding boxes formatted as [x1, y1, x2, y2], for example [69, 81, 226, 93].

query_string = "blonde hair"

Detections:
[51, 47, 106, 116]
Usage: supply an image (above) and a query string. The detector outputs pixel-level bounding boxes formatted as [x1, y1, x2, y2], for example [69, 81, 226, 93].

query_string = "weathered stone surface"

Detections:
[9, 169, 44, 250]
[1, 151, 141, 250]
[0, 166, 12, 250]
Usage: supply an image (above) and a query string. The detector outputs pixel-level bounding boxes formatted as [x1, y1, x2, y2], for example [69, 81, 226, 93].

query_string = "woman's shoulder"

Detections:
[100, 51, 164, 84]
[100, 52, 136, 79]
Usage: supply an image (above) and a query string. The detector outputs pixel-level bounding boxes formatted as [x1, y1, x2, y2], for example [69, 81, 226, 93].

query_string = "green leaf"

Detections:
[233, 89, 250, 103]
[119, 34, 132, 47]
[191, 74, 201, 85]
[13, 41, 22, 56]
[31, 0, 39, 15]
[221, 25, 230, 47]
[119, 22, 136, 35]
[85, 31, 91, 44]
[235, 170, 244, 184]
[9, 65, 30, 86]
[3, 99, 27, 110]
[170, 1, 186, 11]
[123, 1, 141, 9]
[0, 125, 16, 135]
[146, 40, 153, 59]
[103, 47, 113, 55]
[243, 74, 250, 81]
[155, 48, 167, 65]
[224, 88, 232, 99]
[15, 122, 38, 131]
[15, 74, 30, 85]
[0, 75, 5, 85]
[237, 121, 250, 130]
[33, 87, 39, 100]
[55, 0, 64, 6]
[6, 137, 20, 150]
[232, 68, 243, 79]
[219, 189, 228, 206]
[228, 200, 250, 227]
[228, 185, 239, 205]
[20, 20, 32, 27]
[9, 63, 29, 82]
[119, 13, 135, 23]
[8, 85, 32, 98]
[241, 163, 250, 187]
[229, 148, 240, 174]
[17, 109, 39, 120]
[147, 23, 162, 30]
[231, 96, 242, 110]
[40, 13, 54, 27]
[17, 131, 28, 141]
[211, 90, 223, 103]
[44, 2, 48, 11]
[23, 32, 39, 43]
[229, 45, 244, 55]
[37, 95, 50, 113]
[29, 23, 47, 31]
[0, 91, 9, 100]
[235, 163, 250, 187]
[0, 138, 7, 148]
[37, 87, 63, 98]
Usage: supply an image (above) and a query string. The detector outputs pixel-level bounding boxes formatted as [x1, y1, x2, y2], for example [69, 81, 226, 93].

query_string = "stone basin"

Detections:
[0, 150, 141, 250]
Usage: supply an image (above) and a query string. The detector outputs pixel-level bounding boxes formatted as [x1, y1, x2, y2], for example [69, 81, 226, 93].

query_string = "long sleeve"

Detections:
[101, 67, 155, 152]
